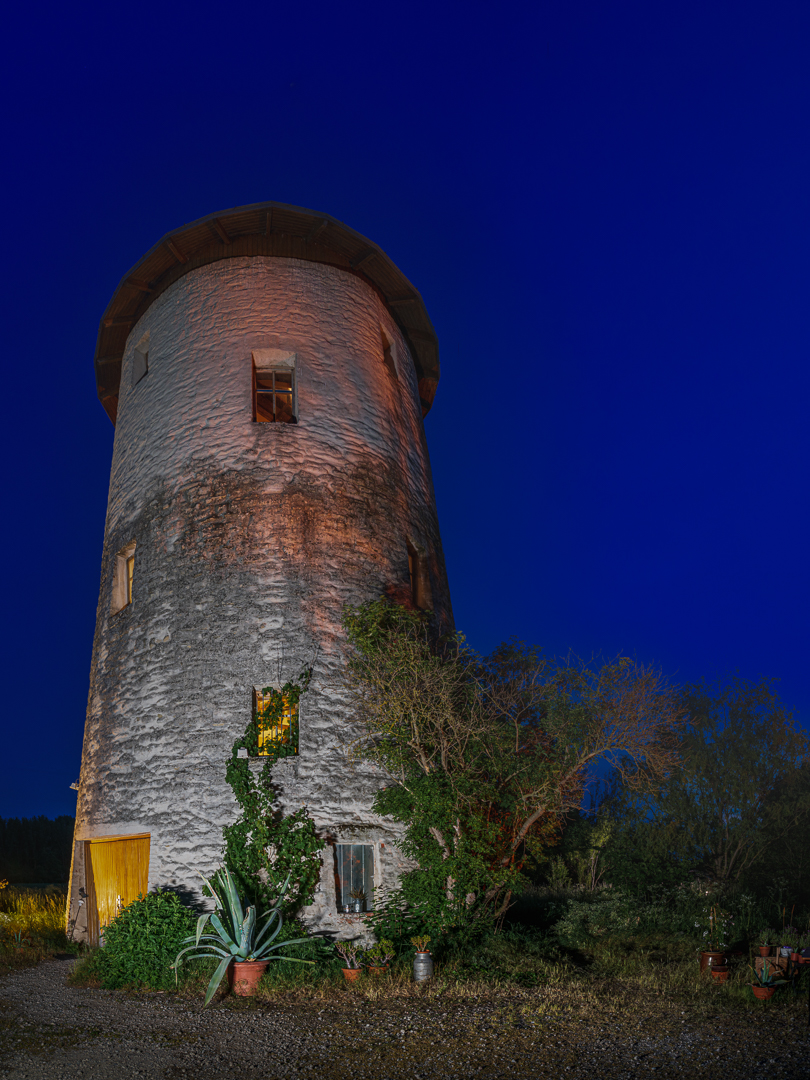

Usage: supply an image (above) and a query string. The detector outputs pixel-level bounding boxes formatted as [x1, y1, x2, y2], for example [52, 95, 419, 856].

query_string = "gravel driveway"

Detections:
[2, 957, 810, 1079]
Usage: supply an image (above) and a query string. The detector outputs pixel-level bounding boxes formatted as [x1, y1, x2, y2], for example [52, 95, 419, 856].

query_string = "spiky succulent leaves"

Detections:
[204, 953, 235, 1008]
[240, 906, 257, 954]
[216, 866, 245, 941]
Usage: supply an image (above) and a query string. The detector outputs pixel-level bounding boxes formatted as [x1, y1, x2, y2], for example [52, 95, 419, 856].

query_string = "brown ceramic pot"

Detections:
[341, 967, 363, 982]
[758, 946, 771, 957]
[227, 959, 269, 997]
[751, 984, 776, 1000]
[699, 951, 725, 973]
[367, 965, 390, 976]
[710, 966, 729, 983]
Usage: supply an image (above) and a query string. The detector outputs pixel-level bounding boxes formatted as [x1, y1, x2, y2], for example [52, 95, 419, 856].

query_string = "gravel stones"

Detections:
[2, 959, 810, 1079]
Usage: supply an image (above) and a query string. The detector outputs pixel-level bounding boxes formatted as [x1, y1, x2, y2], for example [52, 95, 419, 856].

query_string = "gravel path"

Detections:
[1, 958, 810, 1078]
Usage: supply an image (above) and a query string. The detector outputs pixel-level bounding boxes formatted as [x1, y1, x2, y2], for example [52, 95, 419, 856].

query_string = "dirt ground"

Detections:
[1, 957, 810, 1079]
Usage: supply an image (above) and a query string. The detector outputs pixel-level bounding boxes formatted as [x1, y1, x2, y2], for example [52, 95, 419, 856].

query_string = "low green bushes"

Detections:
[86, 889, 196, 990]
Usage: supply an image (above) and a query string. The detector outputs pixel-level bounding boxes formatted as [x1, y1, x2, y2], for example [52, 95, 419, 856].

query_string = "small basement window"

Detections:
[334, 844, 374, 912]
[111, 541, 136, 614]
[252, 349, 297, 424]
[254, 686, 298, 754]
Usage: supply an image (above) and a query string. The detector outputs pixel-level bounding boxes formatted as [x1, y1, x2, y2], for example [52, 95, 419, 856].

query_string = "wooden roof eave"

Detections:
[94, 201, 440, 425]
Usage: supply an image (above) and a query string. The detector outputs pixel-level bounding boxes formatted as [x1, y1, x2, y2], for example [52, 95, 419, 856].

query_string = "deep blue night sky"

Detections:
[2, 1, 809, 818]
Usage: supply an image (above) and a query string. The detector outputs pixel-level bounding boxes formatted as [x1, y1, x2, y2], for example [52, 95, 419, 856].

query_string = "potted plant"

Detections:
[173, 867, 314, 1005]
[749, 959, 787, 1001]
[780, 923, 797, 957]
[411, 935, 433, 982]
[710, 963, 730, 983]
[349, 888, 366, 914]
[365, 939, 395, 975]
[697, 903, 730, 973]
[335, 941, 364, 981]
[757, 929, 775, 957]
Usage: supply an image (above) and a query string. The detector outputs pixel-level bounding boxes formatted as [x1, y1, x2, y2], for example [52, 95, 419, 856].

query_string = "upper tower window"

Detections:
[132, 332, 149, 387]
[381, 328, 398, 381]
[252, 349, 297, 424]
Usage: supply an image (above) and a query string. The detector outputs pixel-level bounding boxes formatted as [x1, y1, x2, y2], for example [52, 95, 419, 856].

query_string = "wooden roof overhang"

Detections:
[94, 201, 440, 425]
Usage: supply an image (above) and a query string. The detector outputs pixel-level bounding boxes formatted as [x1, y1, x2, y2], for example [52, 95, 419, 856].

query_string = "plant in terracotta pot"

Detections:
[365, 939, 395, 975]
[757, 928, 775, 957]
[749, 960, 787, 1001]
[696, 903, 731, 973]
[335, 941, 364, 981]
[173, 867, 314, 1006]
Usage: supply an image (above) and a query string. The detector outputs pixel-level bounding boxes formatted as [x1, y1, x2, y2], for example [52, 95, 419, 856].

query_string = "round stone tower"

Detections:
[68, 202, 452, 941]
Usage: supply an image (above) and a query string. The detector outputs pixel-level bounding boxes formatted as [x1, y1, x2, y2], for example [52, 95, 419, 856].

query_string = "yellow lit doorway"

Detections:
[84, 833, 150, 945]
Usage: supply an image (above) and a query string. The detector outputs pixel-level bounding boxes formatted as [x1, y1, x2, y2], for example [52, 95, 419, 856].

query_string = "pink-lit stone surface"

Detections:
[69, 256, 452, 938]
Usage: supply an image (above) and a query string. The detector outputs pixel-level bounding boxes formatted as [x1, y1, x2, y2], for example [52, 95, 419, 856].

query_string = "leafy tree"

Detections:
[341, 599, 683, 929]
[602, 676, 810, 892]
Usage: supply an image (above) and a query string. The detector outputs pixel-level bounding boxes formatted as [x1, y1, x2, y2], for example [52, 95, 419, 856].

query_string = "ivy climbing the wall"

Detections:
[223, 671, 324, 915]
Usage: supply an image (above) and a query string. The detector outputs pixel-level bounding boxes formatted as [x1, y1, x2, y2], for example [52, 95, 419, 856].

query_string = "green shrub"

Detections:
[92, 890, 196, 990]
[553, 886, 635, 946]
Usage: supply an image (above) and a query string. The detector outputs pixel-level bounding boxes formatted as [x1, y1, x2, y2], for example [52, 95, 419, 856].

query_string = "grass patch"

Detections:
[0, 886, 74, 976]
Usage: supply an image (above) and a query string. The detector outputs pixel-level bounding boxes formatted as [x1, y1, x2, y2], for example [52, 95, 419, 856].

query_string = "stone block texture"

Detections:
[69, 255, 452, 939]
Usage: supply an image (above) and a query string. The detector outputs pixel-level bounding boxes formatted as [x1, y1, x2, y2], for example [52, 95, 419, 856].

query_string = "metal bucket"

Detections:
[413, 951, 434, 982]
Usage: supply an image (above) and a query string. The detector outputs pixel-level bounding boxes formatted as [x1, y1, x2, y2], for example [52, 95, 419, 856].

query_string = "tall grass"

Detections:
[0, 886, 67, 942]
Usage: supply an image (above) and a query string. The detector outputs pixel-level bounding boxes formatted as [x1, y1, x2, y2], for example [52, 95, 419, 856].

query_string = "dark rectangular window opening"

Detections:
[334, 843, 373, 913]
[253, 366, 296, 423]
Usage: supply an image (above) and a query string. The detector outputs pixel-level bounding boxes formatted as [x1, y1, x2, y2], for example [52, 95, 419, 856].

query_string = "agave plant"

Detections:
[749, 960, 788, 988]
[173, 866, 314, 1005]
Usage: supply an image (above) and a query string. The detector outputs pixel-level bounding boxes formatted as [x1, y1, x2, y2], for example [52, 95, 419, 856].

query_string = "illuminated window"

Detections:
[334, 844, 374, 912]
[111, 540, 136, 614]
[254, 687, 298, 755]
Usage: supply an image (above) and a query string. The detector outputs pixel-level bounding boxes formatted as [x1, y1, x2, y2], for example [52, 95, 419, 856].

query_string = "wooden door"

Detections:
[84, 834, 150, 945]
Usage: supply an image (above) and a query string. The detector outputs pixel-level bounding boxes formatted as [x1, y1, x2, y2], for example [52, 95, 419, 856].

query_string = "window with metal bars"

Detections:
[334, 844, 374, 912]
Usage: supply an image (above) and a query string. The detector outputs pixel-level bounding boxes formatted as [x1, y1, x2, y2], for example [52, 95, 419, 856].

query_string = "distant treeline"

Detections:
[0, 816, 74, 884]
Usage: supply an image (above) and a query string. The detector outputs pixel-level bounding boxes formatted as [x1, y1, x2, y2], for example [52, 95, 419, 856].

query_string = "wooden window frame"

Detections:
[251, 349, 298, 424]
[111, 540, 136, 615]
[334, 843, 374, 912]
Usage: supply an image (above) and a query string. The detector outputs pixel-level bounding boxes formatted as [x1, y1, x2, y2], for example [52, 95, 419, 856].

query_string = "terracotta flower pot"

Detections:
[711, 966, 729, 983]
[699, 951, 725, 974]
[751, 984, 776, 1000]
[341, 967, 363, 982]
[791, 952, 802, 962]
[227, 959, 269, 997]
[758, 946, 771, 957]
[367, 965, 389, 976]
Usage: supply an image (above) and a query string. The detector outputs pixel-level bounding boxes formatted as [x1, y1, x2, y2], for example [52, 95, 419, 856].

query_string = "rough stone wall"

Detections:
[69, 257, 452, 939]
